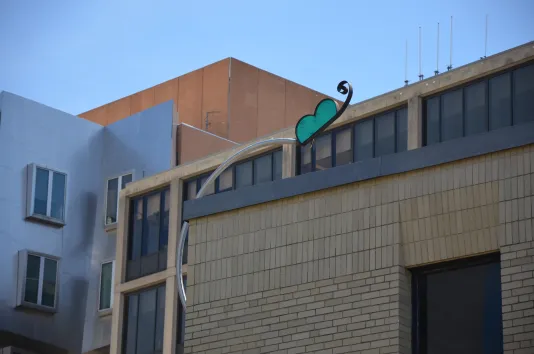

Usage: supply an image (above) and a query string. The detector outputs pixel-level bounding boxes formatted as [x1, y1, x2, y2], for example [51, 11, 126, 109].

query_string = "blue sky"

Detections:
[0, 0, 533, 115]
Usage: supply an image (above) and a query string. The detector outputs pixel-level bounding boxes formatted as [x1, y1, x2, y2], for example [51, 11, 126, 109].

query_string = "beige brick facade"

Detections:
[185, 145, 534, 354]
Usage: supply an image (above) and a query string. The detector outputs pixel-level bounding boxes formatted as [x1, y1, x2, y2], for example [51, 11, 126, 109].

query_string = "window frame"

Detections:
[98, 259, 115, 314]
[184, 148, 283, 200]
[104, 171, 134, 228]
[122, 282, 167, 354]
[16, 250, 60, 312]
[423, 60, 534, 146]
[26, 163, 68, 226]
[411, 252, 502, 354]
[297, 106, 407, 174]
[126, 187, 170, 281]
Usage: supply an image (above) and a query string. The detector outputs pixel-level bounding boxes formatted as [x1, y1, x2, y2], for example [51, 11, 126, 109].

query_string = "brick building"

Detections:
[113, 41, 534, 354]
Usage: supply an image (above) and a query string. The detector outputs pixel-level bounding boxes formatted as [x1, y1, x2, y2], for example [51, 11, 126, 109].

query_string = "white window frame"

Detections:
[26, 163, 68, 226]
[98, 260, 115, 313]
[104, 171, 134, 228]
[16, 250, 60, 312]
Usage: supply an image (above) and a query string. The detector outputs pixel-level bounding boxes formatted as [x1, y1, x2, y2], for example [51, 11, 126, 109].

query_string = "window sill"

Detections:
[16, 301, 57, 314]
[104, 223, 118, 232]
[98, 308, 112, 317]
[25, 214, 65, 228]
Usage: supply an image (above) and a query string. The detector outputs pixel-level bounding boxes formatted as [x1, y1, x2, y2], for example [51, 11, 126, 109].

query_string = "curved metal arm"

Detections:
[177, 137, 297, 309]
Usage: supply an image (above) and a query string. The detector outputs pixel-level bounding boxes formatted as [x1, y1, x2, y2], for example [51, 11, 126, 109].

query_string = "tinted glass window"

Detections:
[315, 134, 332, 170]
[199, 176, 214, 196]
[464, 81, 487, 136]
[160, 189, 170, 250]
[41, 258, 57, 307]
[396, 108, 408, 152]
[50, 172, 66, 220]
[489, 73, 512, 130]
[300, 144, 312, 174]
[441, 89, 463, 142]
[124, 284, 166, 354]
[121, 174, 133, 189]
[130, 198, 143, 260]
[273, 150, 283, 180]
[106, 178, 119, 224]
[24, 254, 41, 304]
[335, 129, 352, 166]
[375, 112, 395, 157]
[34, 168, 49, 216]
[414, 256, 503, 354]
[218, 168, 233, 191]
[254, 154, 272, 185]
[426, 97, 440, 145]
[145, 193, 161, 255]
[99, 262, 113, 310]
[354, 119, 374, 161]
[513, 63, 534, 125]
[186, 181, 196, 200]
[236, 161, 253, 188]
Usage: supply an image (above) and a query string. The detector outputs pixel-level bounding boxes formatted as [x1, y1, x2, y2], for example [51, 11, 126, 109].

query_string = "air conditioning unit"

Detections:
[0, 347, 39, 354]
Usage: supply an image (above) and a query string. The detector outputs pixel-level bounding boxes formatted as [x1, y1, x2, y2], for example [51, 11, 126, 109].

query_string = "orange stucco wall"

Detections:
[79, 58, 337, 145]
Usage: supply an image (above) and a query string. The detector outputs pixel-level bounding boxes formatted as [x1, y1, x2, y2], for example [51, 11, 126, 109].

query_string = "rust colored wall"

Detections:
[177, 124, 237, 165]
[78, 57, 337, 146]
[228, 58, 338, 143]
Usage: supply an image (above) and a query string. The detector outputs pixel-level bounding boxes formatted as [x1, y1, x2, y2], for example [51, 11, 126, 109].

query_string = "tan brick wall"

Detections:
[186, 145, 534, 354]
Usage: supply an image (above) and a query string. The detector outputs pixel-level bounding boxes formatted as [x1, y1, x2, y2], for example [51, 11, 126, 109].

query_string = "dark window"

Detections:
[31, 166, 67, 222]
[273, 150, 283, 180]
[465, 81, 488, 136]
[374, 112, 395, 157]
[513, 64, 534, 125]
[441, 89, 464, 142]
[315, 134, 332, 170]
[186, 181, 196, 201]
[23, 253, 58, 308]
[300, 144, 313, 174]
[424, 61, 534, 145]
[425, 97, 440, 145]
[236, 161, 253, 189]
[254, 154, 272, 185]
[489, 73, 512, 130]
[106, 173, 133, 225]
[412, 254, 503, 354]
[127, 188, 169, 281]
[198, 175, 214, 196]
[335, 129, 352, 166]
[123, 284, 166, 354]
[354, 119, 374, 162]
[396, 107, 408, 152]
[218, 168, 233, 192]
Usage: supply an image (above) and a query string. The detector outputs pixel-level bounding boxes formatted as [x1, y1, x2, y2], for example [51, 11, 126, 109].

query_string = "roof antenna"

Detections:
[447, 16, 453, 70]
[481, 14, 488, 59]
[418, 26, 424, 81]
[404, 40, 409, 86]
[435, 22, 440, 75]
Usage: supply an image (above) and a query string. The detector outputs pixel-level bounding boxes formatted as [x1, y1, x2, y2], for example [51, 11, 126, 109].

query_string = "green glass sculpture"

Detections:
[294, 81, 353, 146]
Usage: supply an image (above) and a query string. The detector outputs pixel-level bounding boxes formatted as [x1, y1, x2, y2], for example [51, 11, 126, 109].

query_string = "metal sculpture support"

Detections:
[176, 81, 352, 310]
[176, 138, 297, 309]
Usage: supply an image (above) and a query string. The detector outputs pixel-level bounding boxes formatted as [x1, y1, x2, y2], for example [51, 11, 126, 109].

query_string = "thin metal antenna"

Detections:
[482, 14, 488, 59]
[418, 26, 424, 81]
[435, 22, 440, 75]
[404, 40, 409, 86]
[447, 16, 453, 70]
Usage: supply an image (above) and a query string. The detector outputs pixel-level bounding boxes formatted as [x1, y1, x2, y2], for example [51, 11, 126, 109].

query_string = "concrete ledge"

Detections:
[183, 121, 534, 220]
